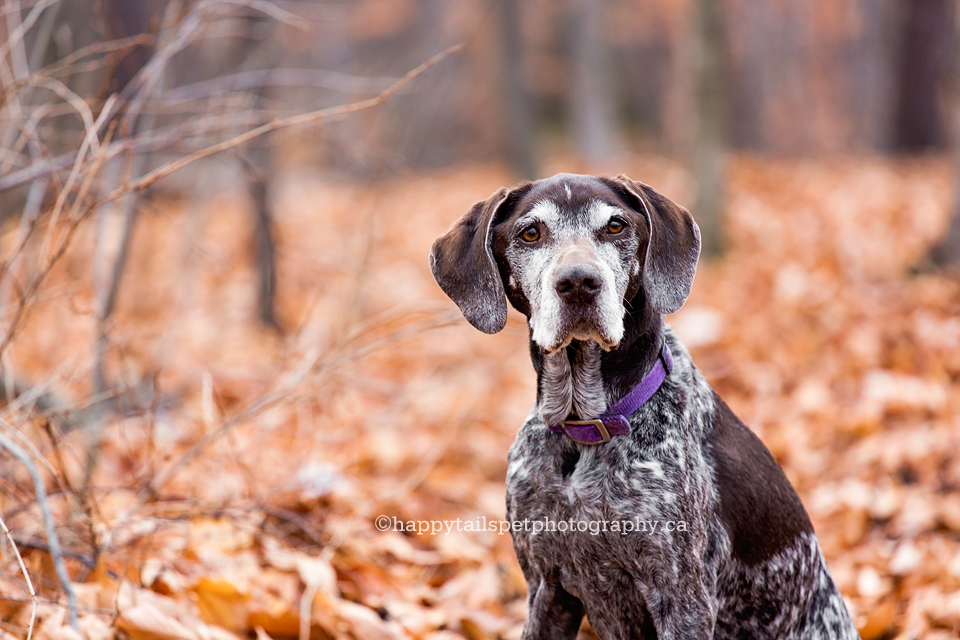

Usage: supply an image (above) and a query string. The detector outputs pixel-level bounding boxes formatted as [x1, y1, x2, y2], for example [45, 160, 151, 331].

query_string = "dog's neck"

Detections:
[533, 297, 664, 425]
[538, 342, 605, 425]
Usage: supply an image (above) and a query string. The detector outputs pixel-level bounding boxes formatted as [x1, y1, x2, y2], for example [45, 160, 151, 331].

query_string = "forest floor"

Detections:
[2, 154, 960, 640]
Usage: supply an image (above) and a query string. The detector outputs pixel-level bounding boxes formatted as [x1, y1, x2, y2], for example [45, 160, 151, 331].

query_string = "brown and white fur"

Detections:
[429, 173, 860, 639]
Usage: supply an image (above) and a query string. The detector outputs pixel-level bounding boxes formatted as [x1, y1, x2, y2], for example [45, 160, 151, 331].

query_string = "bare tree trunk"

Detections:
[221, 19, 283, 332]
[922, 1, 960, 269]
[87, 0, 181, 490]
[929, 201, 960, 269]
[690, 0, 728, 258]
[251, 171, 279, 330]
[569, 0, 619, 164]
[894, 0, 951, 151]
[238, 151, 281, 332]
[498, 0, 539, 180]
[927, 103, 960, 269]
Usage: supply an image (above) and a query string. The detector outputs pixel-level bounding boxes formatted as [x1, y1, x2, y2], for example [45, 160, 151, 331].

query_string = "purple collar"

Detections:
[548, 342, 674, 445]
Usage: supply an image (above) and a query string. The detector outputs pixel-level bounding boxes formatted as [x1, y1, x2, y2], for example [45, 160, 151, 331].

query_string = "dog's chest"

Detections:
[506, 382, 712, 518]
[505, 411, 713, 585]
[507, 429, 689, 521]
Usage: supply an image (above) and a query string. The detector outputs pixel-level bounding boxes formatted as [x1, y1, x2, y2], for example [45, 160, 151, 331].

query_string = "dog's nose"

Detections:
[555, 263, 603, 304]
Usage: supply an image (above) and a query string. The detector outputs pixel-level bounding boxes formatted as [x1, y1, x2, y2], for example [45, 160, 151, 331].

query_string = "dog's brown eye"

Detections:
[520, 225, 540, 242]
[607, 219, 625, 234]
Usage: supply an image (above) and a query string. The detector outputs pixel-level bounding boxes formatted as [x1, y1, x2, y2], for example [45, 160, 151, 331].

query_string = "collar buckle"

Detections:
[562, 419, 611, 444]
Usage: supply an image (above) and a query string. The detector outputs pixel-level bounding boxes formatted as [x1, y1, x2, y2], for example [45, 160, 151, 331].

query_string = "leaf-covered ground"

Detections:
[2, 155, 960, 639]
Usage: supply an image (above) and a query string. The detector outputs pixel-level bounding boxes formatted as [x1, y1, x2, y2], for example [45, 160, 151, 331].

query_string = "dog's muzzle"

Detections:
[549, 260, 617, 349]
[555, 262, 603, 305]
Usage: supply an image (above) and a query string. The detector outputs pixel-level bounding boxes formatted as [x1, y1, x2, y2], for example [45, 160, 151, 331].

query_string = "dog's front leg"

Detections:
[640, 568, 717, 640]
[520, 574, 585, 640]
[650, 596, 715, 640]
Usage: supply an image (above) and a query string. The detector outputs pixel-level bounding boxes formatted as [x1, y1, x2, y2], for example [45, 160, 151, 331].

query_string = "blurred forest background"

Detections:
[1, 1, 960, 639]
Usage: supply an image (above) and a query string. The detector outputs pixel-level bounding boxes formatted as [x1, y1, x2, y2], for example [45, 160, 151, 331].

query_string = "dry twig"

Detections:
[0, 509, 37, 640]
[97, 41, 466, 206]
[141, 308, 461, 501]
[0, 431, 79, 632]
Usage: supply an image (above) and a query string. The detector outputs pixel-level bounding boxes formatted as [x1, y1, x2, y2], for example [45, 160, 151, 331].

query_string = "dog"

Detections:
[429, 174, 860, 639]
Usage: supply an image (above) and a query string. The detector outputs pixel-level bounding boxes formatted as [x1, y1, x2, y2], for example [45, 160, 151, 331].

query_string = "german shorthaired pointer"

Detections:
[429, 173, 860, 639]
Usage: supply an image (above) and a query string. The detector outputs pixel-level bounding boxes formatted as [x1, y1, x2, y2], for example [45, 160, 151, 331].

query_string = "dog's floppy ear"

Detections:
[606, 175, 701, 314]
[429, 187, 517, 333]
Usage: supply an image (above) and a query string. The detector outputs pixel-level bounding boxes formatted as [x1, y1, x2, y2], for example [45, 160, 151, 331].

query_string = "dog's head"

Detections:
[429, 173, 700, 353]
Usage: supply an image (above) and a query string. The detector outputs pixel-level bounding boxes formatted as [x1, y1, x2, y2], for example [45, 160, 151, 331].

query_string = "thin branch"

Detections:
[0, 42, 462, 383]
[0, 150, 72, 191]
[0, 34, 156, 110]
[0, 101, 52, 174]
[0, 432, 79, 632]
[0, 510, 36, 640]
[111, 0, 301, 133]
[10, 538, 97, 568]
[41, 34, 155, 80]
[26, 0, 61, 72]
[0, 593, 114, 615]
[218, 0, 305, 27]
[97, 42, 465, 205]
[0, 107, 263, 193]
[0, 122, 115, 362]
[27, 78, 99, 149]
[165, 68, 400, 100]
[0, 419, 63, 485]
[141, 309, 461, 499]
[0, 0, 61, 71]
[36, 93, 117, 264]
[0, 39, 461, 197]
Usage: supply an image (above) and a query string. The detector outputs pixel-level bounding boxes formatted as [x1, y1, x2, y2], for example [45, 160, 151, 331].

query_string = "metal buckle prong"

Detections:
[563, 419, 610, 444]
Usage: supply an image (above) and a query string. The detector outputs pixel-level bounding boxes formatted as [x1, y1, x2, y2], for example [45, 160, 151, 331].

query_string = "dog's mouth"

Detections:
[542, 314, 620, 354]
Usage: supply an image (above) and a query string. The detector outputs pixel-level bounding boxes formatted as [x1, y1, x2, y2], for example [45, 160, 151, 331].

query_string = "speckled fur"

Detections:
[431, 173, 860, 639]
[713, 530, 858, 639]
[508, 333, 859, 640]
[540, 350, 574, 426]
[570, 341, 607, 419]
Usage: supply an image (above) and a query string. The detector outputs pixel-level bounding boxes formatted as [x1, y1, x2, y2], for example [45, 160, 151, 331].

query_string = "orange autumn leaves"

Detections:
[1, 155, 959, 639]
